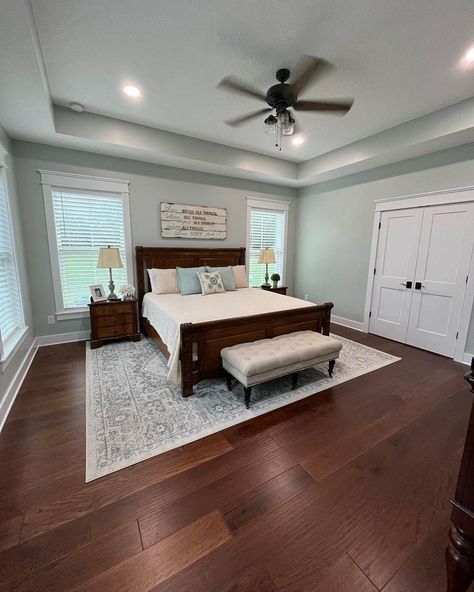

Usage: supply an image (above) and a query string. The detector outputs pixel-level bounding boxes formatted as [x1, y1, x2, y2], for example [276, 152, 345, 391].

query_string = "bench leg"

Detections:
[244, 386, 252, 409]
[225, 372, 233, 392]
[291, 372, 298, 390]
[328, 359, 336, 378]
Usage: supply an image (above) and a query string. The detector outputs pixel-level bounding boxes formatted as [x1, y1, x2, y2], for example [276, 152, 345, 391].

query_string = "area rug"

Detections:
[86, 335, 400, 481]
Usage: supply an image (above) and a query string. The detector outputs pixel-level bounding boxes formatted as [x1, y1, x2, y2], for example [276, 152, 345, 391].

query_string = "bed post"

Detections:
[322, 302, 334, 335]
[180, 322, 194, 397]
[136, 246, 145, 330]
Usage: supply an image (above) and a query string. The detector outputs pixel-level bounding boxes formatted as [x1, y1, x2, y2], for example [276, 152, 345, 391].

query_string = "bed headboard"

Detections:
[136, 246, 246, 311]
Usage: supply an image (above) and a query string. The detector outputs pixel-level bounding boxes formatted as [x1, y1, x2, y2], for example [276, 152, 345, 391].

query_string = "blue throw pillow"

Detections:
[206, 266, 236, 291]
[176, 266, 206, 295]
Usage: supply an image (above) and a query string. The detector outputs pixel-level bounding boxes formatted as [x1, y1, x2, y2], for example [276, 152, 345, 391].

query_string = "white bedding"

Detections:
[142, 287, 314, 383]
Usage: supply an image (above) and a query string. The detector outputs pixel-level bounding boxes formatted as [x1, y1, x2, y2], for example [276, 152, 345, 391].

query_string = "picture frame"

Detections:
[89, 284, 107, 302]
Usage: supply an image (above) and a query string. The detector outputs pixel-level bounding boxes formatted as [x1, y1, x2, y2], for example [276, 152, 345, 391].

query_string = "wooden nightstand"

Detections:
[260, 285, 288, 295]
[88, 299, 140, 349]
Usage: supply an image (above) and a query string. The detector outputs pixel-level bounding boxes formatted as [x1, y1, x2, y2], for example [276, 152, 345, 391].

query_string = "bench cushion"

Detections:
[221, 330, 342, 379]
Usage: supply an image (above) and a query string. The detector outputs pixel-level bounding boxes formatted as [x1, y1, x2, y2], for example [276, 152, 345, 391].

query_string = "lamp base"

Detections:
[107, 277, 119, 300]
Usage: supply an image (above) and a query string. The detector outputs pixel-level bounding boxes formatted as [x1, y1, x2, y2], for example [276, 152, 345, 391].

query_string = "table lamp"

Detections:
[97, 246, 123, 300]
[258, 247, 276, 287]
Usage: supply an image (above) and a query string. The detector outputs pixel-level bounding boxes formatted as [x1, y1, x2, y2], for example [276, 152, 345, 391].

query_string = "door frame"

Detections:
[363, 186, 474, 364]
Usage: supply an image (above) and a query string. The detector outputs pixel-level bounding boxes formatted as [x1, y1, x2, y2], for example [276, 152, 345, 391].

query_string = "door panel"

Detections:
[369, 209, 423, 341]
[406, 203, 474, 356]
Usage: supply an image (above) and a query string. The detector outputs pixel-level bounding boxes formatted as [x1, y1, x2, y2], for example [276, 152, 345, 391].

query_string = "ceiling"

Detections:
[0, 0, 473, 186]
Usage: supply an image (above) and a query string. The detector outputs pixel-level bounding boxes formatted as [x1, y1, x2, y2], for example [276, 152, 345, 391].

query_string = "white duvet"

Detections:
[142, 287, 314, 383]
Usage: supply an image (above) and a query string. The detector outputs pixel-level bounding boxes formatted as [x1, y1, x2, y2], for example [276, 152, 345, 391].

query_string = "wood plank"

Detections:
[20, 433, 233, 540]
[0, 522, 142, 592]
[71, 512, 230, 592]
[0, 515, 91, 589]
[0, 513, 23, 552]
[138, 461, 310, 548]
[91, 434, 278, 541]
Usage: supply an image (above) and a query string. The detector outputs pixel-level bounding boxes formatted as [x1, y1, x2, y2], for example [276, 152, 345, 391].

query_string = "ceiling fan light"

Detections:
[264, 114, 277, 135]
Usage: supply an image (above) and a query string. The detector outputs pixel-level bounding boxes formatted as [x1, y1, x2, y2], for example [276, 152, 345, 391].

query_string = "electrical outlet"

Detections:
[304, 294, 309, 301]
[47, 315, 56, 325]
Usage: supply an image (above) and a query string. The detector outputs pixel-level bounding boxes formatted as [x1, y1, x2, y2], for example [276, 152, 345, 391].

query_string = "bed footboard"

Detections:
[179, 302, 333, 397]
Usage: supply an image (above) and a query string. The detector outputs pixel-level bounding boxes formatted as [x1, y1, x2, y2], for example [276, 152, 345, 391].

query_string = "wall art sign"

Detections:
[160, 202, 227, 240]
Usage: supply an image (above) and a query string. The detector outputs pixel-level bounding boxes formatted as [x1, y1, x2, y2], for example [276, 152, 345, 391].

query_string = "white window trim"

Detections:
[0, 144, 27, 372]
[39, 170, 133, 319]
[246, 196, 290, 285]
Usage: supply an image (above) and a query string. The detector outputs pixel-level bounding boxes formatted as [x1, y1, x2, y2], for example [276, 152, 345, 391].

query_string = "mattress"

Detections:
[141, 287, 314, 383]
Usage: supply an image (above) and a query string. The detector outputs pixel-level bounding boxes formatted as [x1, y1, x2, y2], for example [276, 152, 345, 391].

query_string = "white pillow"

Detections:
[147, 268, 179, 294]
[232, 265, 249, 288]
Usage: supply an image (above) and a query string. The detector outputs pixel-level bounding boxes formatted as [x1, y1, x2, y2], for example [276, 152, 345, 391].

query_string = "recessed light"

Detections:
[465, 47, 474, 63]
[69, 102, 84, 112]
[292, 137, 304, 145]
[123, 85, 141, 98]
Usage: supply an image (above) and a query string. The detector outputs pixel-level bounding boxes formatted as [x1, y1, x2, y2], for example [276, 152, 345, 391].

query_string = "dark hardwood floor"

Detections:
[0, 325, 472, 591]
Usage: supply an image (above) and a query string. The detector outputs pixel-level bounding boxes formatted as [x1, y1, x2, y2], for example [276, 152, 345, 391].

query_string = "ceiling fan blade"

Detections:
[293, 98, 354, 114]
[217, 76, 267, 101]
[290, 56, 334, 95]
[224, 108, 272, 127]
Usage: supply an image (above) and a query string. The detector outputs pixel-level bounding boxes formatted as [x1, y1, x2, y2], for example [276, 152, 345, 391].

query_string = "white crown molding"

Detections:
[374, 185, 474, 211]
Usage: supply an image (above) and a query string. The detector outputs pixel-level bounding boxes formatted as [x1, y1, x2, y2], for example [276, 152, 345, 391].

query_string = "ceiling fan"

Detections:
[217, 56, 354, 149]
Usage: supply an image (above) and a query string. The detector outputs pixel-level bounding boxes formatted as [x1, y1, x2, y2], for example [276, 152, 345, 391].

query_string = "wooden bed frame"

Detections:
[136, 246, 334, 397]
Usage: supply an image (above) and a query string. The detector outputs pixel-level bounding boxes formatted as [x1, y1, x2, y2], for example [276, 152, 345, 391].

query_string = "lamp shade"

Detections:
[258, 248, 276, 264]
[97, 246, 123, 269]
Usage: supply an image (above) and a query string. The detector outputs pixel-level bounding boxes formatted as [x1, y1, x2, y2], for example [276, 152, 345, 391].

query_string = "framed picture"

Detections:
[89, 284, 107, 302]
[160, 202, 227, 240]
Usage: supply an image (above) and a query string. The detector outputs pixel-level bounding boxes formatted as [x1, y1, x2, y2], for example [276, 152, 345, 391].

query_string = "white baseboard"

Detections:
[0, 338, 38, 432]
[332, 315, 368, 333]
[460, 352, 473, 366]
[36, 330, 89, 347]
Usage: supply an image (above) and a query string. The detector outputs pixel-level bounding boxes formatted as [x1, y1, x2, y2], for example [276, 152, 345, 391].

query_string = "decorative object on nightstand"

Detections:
[258, 247, 276, 287]
[89, 284, 107, 302]
[271, 273, 280, 289]
[97, 246, 123, 300]
[119, 283, 136, 300]
[88, 298, 140, 349]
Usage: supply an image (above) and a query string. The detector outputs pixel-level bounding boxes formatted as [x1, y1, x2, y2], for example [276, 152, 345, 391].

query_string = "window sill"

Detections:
[0, 326, 29, 374]
[56, 309, 90, 321]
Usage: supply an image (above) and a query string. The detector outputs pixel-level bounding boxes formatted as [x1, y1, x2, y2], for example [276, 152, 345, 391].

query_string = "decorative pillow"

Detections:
[176, 266, 206, 295]
[147, 268, 179, 294]
[206, 266, 236, 291]
[197, 271, 225, 295]
[232, 265, 249, 288]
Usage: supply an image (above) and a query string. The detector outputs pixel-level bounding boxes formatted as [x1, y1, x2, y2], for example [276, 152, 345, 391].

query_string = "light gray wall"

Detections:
[12, 141, 297, 338]
[295, 142, 474, 355]
[0, 126, 34, 409]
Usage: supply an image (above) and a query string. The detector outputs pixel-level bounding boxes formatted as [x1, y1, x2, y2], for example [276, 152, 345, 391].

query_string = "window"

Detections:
[40, 171, 132, 318]
[0, 150, 25, 366]
[246, 197, 289, 287]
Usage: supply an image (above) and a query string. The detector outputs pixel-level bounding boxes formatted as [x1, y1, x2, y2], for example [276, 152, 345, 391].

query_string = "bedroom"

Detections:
[0, 1, 474, 590]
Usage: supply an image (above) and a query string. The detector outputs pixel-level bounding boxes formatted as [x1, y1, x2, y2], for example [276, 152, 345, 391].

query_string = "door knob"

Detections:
[400, 281, 412, 289]
[415, 282, 425, 290]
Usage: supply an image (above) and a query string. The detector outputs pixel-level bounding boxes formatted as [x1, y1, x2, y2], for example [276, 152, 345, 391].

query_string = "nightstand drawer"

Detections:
[93, 303, 129, 317]
[95, 323, 135, 339]
[95, 312, 133, 329]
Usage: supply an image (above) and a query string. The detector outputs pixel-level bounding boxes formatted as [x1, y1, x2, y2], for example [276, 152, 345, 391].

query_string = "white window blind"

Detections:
[248, 207, 286, 286]
[0, 170, 23, 350]
[52, 188, 128, 309]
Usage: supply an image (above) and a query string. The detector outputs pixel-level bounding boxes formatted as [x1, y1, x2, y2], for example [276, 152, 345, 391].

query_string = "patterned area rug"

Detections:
[86, 335, 400, 481]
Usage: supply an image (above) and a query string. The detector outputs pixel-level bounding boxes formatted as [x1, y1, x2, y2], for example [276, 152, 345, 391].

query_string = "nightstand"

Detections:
[260, 285, 288, 295]
[88, 299, 140, 349]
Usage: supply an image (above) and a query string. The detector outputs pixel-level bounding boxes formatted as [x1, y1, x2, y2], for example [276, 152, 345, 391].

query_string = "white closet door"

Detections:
[406, 203, 474, 356]
[369, 208, 423, 342]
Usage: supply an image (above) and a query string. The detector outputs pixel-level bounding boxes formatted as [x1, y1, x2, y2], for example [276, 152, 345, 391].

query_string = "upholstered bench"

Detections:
[221, 330, 343, 408]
